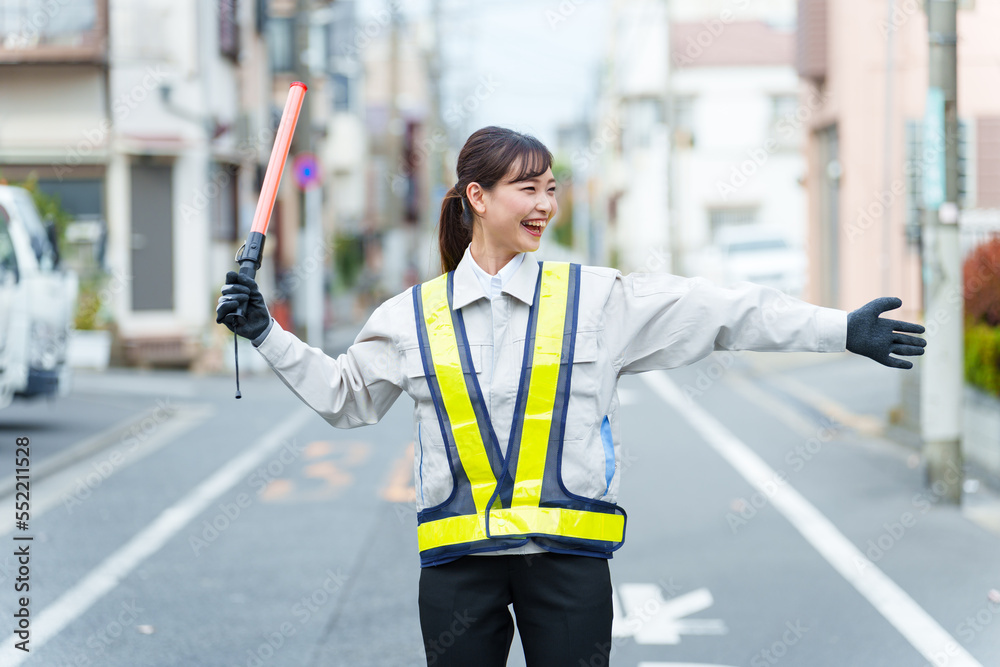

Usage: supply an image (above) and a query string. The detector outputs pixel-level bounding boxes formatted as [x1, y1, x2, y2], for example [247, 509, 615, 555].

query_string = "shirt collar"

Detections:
[469, 250, 524, 297]
[452, 246, 539, 309]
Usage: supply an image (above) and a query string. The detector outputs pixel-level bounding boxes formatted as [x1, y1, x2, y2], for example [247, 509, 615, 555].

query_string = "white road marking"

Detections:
[0, 406, 314, 666]
[613, 584, 727, 644]
[638, 663, 737, 667]
[642, 371, 983, 667]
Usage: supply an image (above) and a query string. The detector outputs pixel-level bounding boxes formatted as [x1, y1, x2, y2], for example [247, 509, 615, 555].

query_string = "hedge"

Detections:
[965, 322, 1000, 397]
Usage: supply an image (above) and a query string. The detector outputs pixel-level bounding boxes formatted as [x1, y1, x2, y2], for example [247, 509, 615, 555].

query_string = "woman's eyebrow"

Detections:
[513, 176, 556, 185]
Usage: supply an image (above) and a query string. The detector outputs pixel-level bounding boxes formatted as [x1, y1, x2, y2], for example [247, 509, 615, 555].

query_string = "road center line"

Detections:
[0, 406, 314, 666]
[642, 371, 981, 667]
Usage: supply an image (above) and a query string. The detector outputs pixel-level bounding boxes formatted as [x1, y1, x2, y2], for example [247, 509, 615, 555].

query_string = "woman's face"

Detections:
[469, 165, 558, 257]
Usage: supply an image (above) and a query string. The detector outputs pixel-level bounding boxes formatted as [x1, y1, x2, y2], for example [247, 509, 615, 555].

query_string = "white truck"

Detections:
[0, 185, 78, 410]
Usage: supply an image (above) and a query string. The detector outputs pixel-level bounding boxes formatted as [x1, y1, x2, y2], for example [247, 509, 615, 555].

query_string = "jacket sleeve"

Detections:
[251, 298, 406, 428]
[604, 272, 847, 375]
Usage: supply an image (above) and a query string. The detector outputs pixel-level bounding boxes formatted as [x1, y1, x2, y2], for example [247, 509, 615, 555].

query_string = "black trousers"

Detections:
[418, 552, 614, 667]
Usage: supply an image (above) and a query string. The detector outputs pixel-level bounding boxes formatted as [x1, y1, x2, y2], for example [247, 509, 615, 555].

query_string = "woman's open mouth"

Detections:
[521, 219, 546, 237]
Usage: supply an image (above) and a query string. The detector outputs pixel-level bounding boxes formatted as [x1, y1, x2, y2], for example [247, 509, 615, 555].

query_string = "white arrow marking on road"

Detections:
[612, 584, 728, 645]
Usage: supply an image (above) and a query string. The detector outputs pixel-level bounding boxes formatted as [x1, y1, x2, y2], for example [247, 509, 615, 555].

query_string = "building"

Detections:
[0, 0, 272, 367]
[796, 0, 1000, 314]
[669, 1, 807, 290]
[589, 0, 807, 282]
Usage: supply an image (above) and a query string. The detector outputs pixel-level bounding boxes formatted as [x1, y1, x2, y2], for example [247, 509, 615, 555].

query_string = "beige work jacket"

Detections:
[253, 247, 847, 553]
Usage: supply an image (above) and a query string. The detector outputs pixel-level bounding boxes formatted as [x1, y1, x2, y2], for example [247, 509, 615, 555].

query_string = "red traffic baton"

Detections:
[231, 81, 307, 320]
[227, 82, 307, 397]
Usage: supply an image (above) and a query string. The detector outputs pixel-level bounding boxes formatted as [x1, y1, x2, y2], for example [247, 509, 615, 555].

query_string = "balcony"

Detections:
[0, 0, 108, 65]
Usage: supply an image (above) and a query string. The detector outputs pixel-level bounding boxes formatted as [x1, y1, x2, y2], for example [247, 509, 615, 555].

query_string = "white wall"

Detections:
[670, 66, 806, 271]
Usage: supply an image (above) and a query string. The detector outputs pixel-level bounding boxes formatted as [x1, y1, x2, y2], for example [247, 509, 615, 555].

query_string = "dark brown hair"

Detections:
[438, 126, 553, 273]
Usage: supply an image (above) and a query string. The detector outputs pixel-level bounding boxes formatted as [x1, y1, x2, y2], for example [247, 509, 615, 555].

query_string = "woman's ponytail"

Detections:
[438, 184, 471, 273]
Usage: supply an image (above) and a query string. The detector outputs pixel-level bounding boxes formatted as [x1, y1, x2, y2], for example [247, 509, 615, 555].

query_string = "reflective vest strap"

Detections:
[417, 513, 488, 552]
[489, 506, 625, 543]
[418, 507, 625, 552]
[421, 275, 496, 511]
[511, 262, 571, 508]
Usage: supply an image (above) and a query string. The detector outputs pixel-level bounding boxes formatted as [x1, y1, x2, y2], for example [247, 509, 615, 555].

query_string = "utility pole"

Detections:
[664, 0, 679, 276]
[386, 3, 403, 232]
[293, 0, 322, 347]
[920, 0, 963, 503]
[427, 0, 449, 273]
[292, 0, 313, 157]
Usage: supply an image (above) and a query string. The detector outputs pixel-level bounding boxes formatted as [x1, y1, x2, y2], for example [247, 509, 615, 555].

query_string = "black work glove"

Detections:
[846, 297, 926, 369]
[216, 271, 271, 342]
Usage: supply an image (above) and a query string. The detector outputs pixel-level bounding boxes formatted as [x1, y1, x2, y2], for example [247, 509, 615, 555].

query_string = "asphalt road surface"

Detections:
[0, 349, 998, 667]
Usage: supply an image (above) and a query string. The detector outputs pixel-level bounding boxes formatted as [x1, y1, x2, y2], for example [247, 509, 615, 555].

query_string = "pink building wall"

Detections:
[801, 0, 1000, 319]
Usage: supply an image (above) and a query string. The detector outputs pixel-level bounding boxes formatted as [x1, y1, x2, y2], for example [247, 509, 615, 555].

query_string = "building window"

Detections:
[325, 1, 357, 69]
[769, 93, 801, 144]
[330, 73, 351, 112]
[211, 163, 239, 242]
[0, 0, 97, 46]
[671, 95, 696, 148]
[708, 206, 758, 240]
[219, 0, 239, 61]
[267, 16, 294, 73]
[622, 97, 664, 153]
[770, 94, 799, 122]
[255, 0, 267, 34]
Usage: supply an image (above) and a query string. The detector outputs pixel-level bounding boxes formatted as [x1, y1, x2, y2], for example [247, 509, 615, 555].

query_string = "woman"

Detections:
[217, 126, 926, 667]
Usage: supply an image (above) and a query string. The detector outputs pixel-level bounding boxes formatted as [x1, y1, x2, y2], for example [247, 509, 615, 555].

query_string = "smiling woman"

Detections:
[217, 124, 928, 667]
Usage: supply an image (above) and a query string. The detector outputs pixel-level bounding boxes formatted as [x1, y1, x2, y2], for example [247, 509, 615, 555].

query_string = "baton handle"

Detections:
[226, 231, 266, 328]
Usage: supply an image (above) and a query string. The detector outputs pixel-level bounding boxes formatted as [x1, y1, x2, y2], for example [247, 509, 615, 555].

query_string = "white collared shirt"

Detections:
[468, 250, 525, 301]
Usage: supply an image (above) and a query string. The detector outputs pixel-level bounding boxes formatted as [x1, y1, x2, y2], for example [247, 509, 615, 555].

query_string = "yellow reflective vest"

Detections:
[412, 261, 627, 566]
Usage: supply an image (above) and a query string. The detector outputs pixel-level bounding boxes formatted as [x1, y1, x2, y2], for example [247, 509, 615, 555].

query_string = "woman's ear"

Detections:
[466, 182, 487, 216]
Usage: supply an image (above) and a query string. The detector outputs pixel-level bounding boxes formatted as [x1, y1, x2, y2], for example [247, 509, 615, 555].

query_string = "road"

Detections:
[0, 349, 998, 667]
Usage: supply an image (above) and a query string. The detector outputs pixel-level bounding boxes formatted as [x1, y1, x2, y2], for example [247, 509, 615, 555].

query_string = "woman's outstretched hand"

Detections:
[846, 297, 926, 369]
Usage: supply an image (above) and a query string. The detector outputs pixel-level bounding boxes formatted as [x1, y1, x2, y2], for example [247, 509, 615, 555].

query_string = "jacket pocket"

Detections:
[403, 344, 484, 378]
[413, 420, 454, 511]
[402, 344, 484, 403]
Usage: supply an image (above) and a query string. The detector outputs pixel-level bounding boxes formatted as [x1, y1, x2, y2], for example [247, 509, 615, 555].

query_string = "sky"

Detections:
[357, 0, 611, 151]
